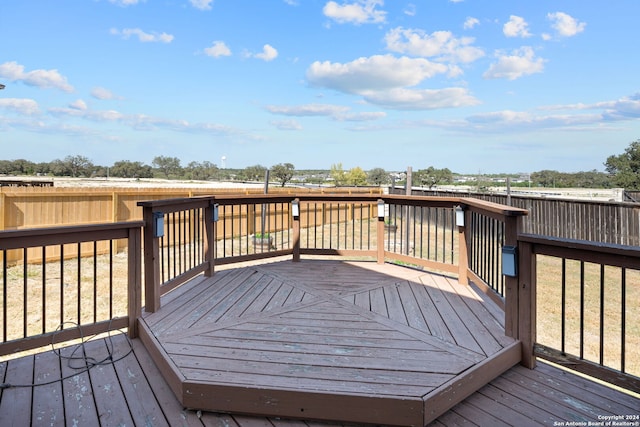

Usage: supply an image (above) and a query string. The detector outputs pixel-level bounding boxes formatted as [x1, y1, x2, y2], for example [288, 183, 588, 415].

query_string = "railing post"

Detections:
[377, 199, 385, 264]
[127, 225, 142, 338]
[457, 208, 469, 286]
[142, 206, 161, 313]
[204, 202, 216, 277]
[518, 240, 537, 369]
[503, 215, 520, 339]
[292, 199, 301, 262]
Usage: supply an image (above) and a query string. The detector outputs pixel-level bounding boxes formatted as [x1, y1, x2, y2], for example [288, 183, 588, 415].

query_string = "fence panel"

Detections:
[403, 188, 640, 246]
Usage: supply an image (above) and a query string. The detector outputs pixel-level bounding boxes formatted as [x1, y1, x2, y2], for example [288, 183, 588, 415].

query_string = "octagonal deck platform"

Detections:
[138, 260, 521, 426]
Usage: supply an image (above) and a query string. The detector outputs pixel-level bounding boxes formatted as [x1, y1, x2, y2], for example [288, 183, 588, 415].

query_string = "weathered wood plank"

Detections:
[130, 338, 204, 427]
[506, 362, 640, 415]
[409, 280, 453, 341]
[419, 273, 484, 354]
[110, 333, 170, 427]
[432, 275, 504, 356]
[383, 285, 409, 325]
[85, 338, 135, 427]
[396, 281, 430, 332]
[32, 350, 64, 426]
[59, 343, 101, 427]
[0, 355, 33, 426]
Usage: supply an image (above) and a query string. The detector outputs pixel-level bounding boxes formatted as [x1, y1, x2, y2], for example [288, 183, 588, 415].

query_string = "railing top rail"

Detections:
[137, 195, 215, 212]
[0, 221, 144, 251]
[135, 193, 528, 219]
[519, 232, 640, 269]
[461, 197, 528, 217]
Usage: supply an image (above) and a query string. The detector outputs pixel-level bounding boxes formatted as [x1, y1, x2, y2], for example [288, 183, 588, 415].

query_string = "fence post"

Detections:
[518, 240, 537, 369]
[127, 225, 142, 338]
[142, 206, 161, 313]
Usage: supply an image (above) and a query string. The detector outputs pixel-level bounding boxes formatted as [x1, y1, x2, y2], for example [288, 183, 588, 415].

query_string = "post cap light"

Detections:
[291, 199, 300, 219]
[153, 211, 164, 238]
[377, 199, 385, 220]
[502, 245, 518, 277]
[455, 205, 465, 227]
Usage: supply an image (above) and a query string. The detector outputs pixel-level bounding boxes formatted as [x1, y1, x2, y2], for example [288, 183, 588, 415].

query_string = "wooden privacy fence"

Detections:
[402, 188, 640, 246]
[0, 186, 382, 265]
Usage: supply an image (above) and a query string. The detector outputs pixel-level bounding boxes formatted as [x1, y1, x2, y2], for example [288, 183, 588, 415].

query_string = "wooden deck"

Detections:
[1, 333, 638, 427]
[1, 260, 638, 426]
[138, 260, 521, 425]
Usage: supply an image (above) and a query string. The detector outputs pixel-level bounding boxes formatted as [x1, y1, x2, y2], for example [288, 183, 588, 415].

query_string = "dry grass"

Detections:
[536, 255, 640, 377]
[0, 243, 129, 344]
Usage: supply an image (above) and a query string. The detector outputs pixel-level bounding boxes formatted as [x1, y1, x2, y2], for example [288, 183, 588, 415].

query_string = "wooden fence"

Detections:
[398, 188, 640, 246]
[0, 186, 382, 230]
[0, 186, 382, 264]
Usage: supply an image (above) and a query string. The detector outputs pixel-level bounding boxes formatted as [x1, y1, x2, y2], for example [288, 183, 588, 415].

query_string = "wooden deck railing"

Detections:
[2, 192, 638, 394]
[0, 222, 142, 356]
[517, 234, 640, 392]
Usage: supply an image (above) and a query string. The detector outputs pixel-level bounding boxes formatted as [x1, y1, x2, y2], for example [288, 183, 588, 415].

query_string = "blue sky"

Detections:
[1, 0, 639, 174]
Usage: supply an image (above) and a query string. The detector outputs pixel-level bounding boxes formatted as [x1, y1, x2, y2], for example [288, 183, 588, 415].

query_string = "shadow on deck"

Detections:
[139, 260, 520, 426]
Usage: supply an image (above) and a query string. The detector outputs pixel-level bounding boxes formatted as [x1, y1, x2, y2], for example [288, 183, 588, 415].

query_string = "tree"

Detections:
[152, 156, 181, 179]
[271, 163, 295, 187]
[241, 164, 268, 182]
[345, 167, 368, 186]
[330, 163, 347, 186]
[605, 140, 640, 189]
[67, 155, 94, 177]
[185, 161, 218, 181]
[414, 167, 453, 189]
[367, 167, 390, 186]
[110, 160, 153, 178]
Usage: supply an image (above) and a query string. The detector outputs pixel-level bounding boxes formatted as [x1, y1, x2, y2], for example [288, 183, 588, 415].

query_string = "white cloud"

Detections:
[254, 44, 278, 61]
[0, 61, 74, 92]
[403, 4, 416, 17]
[421, 94, 640, 134]
[69, 99, 88, 111]
[540, 93, 640, 121]
[503, 15, 531, 38]
[190, 0, 213, 11]
[547, 12, 586, 38]
[109, 0, 144, 6]
[305, 55, 480, 110]
[323, 0, 386, 25]
[463, 17, 479, 30]
[283, 0, 298, 5]
[384, 28, 484, 63]
[266, 103, 350, 116]
[204, 41, 232, 58]
[0, 98, 40, 115]
[266, 103, 386, 121]
[91, 87, 121, 100]
[307, 54, 449, 94]
[360, 87, 480, 110]
[483, 47, 545, 80]
[47, 104, 245, 136]
[338, 111, 387, 121]
[270, 119, 303, 130]
[110, 28, 174, 43]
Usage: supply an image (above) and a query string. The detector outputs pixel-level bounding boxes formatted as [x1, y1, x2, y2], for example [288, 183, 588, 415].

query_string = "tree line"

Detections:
[1, 139, 639, 189]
